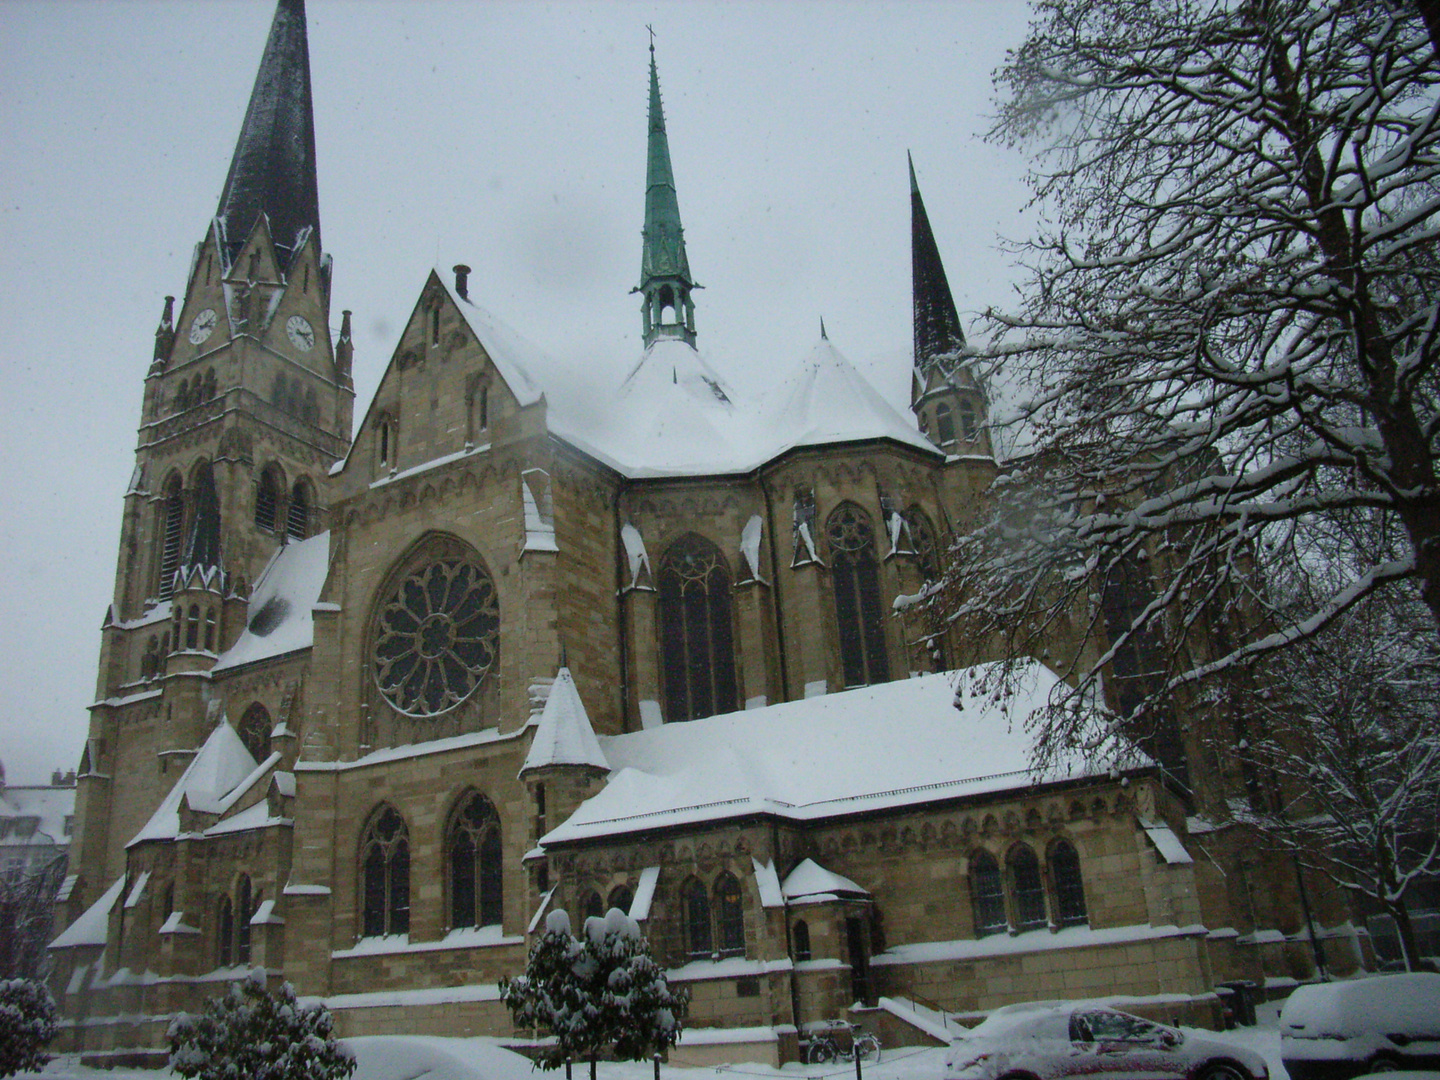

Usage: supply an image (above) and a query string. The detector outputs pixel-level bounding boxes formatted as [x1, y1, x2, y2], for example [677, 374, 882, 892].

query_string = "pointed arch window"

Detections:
[255, 467, 280, 533]
[1049, 839, 1088, 926]
[682, 877, 712, 960]
[714, 872, 745, 958]
[217, 895, 234, 966]
[905, 506, 941, 583]
[1008, 844, 1047, 931]
[158, 476, 184, 599]
[239, 704, 271, 763]
[792, 919, 812, 962]
[657, 534, 737, 722]
[958, 397, 979, 442]
[236, 875, 253, 963]
[287, 481, 310, 540]
[607, 885, 634, 918]
[935, 401, 956, 446]
[582, 890, 604, 922]
[447, 793, 503, 930]
[827, 504, 890, 688]
[186, 604, 201, 649]
[969, 851, 1005, 937]
[361, 806, 410, 938]
[204, 608, 217, 651]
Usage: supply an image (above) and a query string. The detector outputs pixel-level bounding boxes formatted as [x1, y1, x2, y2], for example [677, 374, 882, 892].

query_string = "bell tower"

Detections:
[909, 153, 989, 456]
[73, 0, 352, 891]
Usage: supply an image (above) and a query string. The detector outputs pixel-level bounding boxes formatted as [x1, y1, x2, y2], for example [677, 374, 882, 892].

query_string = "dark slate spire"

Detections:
[635, 36, 698, 348]
[215, 0, 320, 264]
[910, 152, 965, 374]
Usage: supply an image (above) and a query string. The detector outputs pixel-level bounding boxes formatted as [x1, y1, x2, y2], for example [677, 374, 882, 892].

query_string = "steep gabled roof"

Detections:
[128, 723, 260, 847]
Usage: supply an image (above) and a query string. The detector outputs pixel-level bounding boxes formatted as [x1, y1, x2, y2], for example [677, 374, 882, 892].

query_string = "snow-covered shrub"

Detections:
[0, 978, 58, 1077]
[167, 968, 355, 1080]
[501, 908, 687, 1073]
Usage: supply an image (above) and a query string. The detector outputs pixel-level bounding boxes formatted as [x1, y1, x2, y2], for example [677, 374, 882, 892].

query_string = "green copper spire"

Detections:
[635, 36, 698, 347]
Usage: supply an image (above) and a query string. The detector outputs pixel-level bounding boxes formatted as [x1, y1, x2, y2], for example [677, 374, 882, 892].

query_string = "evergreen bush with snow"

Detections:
[502, 908, 687, 1076]
[167, 969, 355, 1080]
[0, 978, 58, 1077]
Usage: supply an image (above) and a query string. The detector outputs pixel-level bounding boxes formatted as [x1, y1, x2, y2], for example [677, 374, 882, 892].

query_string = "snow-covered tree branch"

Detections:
[1236, 579, 1440, 970]
[940, 0, 1440, 777]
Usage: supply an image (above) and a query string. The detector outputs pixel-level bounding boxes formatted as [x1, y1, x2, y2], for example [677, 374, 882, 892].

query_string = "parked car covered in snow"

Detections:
[943, 1002, 1267, 1080]
[1280, 972, 1440, 1079]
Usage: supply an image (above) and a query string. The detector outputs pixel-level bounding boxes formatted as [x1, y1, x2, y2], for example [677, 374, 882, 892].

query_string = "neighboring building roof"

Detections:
[128, 723, 262, 847]
[541, 661, 1141, 846]
[521, 668, 608, 774]
[214, 531, 330, 672]
[0, 783, 75, 852]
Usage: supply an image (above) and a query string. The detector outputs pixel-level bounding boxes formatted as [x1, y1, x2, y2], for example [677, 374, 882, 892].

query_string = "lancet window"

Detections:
[969, 851, 1006, 936]
[361, 806, 410, 938]
[447, 793, 503, 930]
[1050, 839, 1088, 926]
[827, 504, 889, 688]
[657, 534, 737, 722]
[157, 475, 184, 599]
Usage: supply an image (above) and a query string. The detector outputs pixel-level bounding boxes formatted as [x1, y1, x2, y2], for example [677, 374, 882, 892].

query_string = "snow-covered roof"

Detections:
[213, 532, 330, 672]
[521, 668, 608, 774]
[0, 783, 75, 850]
[782, 858, 868, 903]
[541, 662, 1137, 846]
[127, 723, 260, 847]
[50, 875, 125, 950]
[375, 277, 951, 482]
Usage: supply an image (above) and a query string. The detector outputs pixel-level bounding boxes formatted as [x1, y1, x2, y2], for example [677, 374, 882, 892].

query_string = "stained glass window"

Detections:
[658, 535, 737, 721]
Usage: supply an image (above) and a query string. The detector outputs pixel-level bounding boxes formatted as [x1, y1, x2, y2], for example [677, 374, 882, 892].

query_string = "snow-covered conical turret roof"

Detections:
[521, 667, 608, 775]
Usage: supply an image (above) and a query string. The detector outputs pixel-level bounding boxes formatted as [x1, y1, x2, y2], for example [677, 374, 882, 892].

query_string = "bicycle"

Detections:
[803, 1021, 881, 1065]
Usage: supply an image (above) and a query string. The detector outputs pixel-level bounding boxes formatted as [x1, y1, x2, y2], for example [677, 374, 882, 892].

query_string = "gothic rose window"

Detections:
[827, 504, 890, 688]
[372, 551, 499, 717]
[658, 534, 737, 721]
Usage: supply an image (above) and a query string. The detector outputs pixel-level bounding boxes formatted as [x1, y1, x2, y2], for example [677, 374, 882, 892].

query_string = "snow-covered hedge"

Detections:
[167, 968, 355, 1080]
[0, 978, 58, 1078]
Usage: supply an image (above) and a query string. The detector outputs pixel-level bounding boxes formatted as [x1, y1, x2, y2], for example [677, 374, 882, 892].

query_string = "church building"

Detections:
[49, 0, 1355, 1065]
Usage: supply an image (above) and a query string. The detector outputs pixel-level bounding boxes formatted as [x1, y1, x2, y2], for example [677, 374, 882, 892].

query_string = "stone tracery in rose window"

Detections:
[372, 553, 500, 717]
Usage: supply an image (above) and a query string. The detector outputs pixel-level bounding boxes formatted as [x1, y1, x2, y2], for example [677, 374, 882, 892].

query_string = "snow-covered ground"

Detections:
[14, 1002, 1296, 1080]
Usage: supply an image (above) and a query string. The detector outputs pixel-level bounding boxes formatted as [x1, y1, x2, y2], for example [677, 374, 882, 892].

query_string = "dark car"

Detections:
[943, 1001, 1267, 1080]
[1280, 973, 1440, 1079]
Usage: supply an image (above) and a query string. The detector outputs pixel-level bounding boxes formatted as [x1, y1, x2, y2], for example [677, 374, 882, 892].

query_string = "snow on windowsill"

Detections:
[302, 981, 503, 1012]
[295, 727, 517, 772]
[368, 443, 491, 490]
[331, 924, 523, 959]
[871, 922, 1208, 967]
[283, 882, 332, 896]
[676, 1025, 781, 1046]
[665, 956, 794, 982]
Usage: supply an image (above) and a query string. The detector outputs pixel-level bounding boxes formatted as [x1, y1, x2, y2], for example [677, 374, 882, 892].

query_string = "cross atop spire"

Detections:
[635, 36, 698, 348]
[910, 152, 965, 376]
[215, 0, 321, 265]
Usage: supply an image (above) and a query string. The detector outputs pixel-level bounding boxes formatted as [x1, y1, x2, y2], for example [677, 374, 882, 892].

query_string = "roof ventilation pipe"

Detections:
[453, 264, 471, 301]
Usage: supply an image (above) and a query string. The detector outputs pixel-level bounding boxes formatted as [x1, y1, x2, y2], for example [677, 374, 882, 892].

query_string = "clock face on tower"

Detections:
[286, 315, 315, 352]
[189, 308, 217, 345]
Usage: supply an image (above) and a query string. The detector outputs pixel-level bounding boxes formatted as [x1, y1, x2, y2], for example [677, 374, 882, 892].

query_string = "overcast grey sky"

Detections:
[0, 0, 1036, 784]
